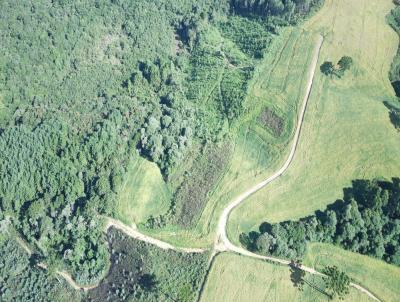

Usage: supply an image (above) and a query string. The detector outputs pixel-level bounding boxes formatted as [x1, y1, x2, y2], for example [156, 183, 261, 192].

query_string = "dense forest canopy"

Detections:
[241, 179, 400, 266]
[0, 0, 323, 284]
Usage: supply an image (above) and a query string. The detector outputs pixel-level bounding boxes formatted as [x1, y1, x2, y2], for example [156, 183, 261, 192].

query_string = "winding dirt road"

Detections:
[14, 34, 381, 302]
[211, 34, 381, 302]
[215, 34, 324, 250]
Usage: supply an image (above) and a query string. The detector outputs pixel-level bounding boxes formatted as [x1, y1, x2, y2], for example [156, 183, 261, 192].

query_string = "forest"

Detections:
[240, 179, 400, 266]
[0, 0, 323, 286]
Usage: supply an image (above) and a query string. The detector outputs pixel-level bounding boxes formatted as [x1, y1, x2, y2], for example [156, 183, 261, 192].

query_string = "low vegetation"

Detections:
[0, 235, 80, 302]
[258, 107, 285, 136]
[240, 178, 400, 265]
[87, 227, 209, 302]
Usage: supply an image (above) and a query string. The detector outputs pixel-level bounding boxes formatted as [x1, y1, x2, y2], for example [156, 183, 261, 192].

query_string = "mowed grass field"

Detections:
[303, 243, 400, 302]
[229, 0, 400, 234]
[115, 155, 171, 225]
[200, 253, 374, 302]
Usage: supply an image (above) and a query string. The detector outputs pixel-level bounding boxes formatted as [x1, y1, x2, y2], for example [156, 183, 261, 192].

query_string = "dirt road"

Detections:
[211, 34, 381, 302]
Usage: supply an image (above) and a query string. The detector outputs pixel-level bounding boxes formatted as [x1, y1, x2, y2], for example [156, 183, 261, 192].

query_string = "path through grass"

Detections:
[200, 253, 374, 302]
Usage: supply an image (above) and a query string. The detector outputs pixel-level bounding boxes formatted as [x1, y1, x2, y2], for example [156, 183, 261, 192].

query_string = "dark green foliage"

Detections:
[87, 227, 209, 302]
[320, 61, 335, 76]
[0, 118, 130, 285]
[390, 109, 400, 130]
[289, 260, 306, 291]
[320, 56, 352, 78]
[219, 16, 273, 58]
[242, 178, 400, 265]
[0, 237, 80, 302]
[337, 56, 353, 72]
[322, 266, 350, 300]
[230, 0, 324, 23]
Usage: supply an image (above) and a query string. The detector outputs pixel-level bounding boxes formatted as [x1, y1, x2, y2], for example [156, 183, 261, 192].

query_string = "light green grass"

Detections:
[115, 155, 171, 225]
[229, 0, 400, 235]
[200, 253, 374, 302]
[303, 243, 400, 302]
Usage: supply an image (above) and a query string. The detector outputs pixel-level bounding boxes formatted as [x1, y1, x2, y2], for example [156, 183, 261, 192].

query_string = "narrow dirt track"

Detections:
[13, 34, 381, 302]
[215, 34, 324, 249]
[105, 217, 205, 253]
[210, 34, 381, 302]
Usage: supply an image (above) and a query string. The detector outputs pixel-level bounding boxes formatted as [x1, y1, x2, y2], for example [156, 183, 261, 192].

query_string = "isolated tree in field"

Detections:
[322, 266, 350, 300]
[338, 56, 353, 72]
[320, 61, 334, 76]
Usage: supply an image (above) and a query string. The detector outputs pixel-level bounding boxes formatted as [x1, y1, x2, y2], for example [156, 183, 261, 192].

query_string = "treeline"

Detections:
[240, 179, 400, 265]
[230, 0, 324, 22]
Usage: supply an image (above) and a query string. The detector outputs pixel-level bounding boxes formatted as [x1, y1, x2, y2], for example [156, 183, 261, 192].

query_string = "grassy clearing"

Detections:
[229, 0, 400, 235]
[303, 243, 400, 302]
[200, 253, 373, 302]
[115, 155, 171, 225]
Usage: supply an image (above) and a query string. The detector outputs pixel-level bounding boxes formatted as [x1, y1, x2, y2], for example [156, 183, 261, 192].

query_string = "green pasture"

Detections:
[303, 243, 400, 302]
[229, 0, 400, 238]
[200, 253, 374, 302]
[115, 155, 171, 225]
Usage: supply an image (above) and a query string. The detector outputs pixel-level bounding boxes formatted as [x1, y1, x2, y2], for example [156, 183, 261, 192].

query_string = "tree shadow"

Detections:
[289, 261, 331, 299]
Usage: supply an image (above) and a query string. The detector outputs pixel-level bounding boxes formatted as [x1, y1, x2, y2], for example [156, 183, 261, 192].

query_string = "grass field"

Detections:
[303, 243, 400, 302]
[115, 155, 171, 225]
[229, 0, 400, 235]
[200, 253, 374, 302]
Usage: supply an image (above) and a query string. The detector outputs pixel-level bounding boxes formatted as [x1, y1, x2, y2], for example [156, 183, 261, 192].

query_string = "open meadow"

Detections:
[115, 154, 171, 225]
[229, 0, 400, 238]
[200, 253, 375, 302]
[303, 243, 400, 302]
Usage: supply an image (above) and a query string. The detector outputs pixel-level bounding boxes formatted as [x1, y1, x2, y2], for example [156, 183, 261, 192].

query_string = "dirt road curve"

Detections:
[13, 34, 381, 302]
[213, 35, 381, 302]
[105, 217, 205, 253]
[215, 35, 324, 249]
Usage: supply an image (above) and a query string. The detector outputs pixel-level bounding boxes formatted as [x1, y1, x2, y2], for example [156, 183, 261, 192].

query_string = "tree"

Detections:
[337, 56, 353, 71]
[255, 232, 276, 254]
[320, 61, 334, 76]
[322, 266, 350, 300]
